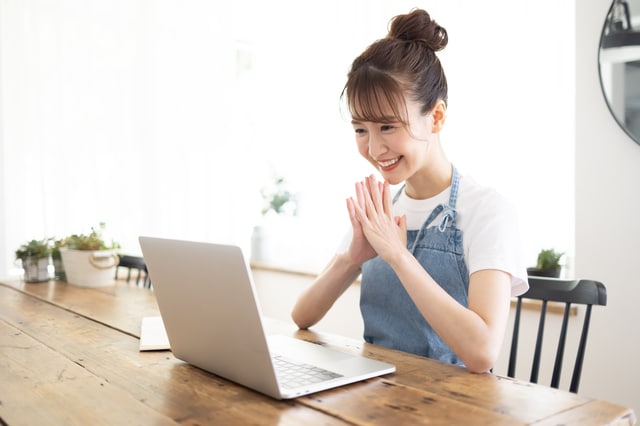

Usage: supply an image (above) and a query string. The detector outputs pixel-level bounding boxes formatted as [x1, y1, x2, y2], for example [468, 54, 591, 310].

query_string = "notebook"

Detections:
[138, 236, 395, 399]
[139, 316, 169, 351]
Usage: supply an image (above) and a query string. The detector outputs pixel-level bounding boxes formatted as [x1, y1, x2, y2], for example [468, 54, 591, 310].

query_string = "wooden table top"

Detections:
[0, 277, 636, 426]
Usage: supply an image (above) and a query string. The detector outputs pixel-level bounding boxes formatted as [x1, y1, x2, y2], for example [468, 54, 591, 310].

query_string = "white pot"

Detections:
[250, 225, 268, 263]
[21, 256, 51, 282]
[60, 248, 119, 287]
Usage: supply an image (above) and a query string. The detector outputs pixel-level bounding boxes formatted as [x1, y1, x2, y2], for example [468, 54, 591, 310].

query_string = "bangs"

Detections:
[345, 68, 409, 125]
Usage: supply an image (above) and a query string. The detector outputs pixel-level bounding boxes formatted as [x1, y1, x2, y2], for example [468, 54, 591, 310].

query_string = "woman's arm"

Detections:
[292, 186, 380, 329]
[291, 252, 361, 329]
[389, 249, 511, 373]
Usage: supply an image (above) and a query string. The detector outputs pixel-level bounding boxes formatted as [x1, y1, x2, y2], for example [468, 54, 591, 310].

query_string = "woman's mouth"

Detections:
[378, 156, 402, 172]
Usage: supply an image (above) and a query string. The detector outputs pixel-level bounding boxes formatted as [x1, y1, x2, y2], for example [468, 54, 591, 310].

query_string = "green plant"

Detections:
[62, 222, 120, 251]
[15, 239, 52, 260]
[536, 248, 564, 270]
[260, 176, 298, 216]
[51, 238, 65, 259]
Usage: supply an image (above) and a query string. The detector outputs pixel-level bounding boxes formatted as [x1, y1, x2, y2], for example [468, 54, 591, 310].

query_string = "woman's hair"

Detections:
[342, 8, 448, 126]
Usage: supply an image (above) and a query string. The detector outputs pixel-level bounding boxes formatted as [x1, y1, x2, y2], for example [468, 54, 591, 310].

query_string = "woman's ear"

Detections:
[431, 100, 447, 133]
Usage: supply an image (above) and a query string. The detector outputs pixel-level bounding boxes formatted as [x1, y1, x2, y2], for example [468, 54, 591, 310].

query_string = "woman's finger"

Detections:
[382, 180, 393, 215]
[353, 182, 370, 224]
[365, 175, 382, 213]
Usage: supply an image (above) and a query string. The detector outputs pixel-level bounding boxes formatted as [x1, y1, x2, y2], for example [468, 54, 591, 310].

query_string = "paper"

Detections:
[139, 316, 170, 351]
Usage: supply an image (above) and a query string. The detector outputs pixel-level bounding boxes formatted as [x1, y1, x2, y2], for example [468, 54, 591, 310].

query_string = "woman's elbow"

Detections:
[462, 347, 500, 374]
[291, 306, 316, 330]
[465, 359, 494, 374]
[291, 314, 308, 330]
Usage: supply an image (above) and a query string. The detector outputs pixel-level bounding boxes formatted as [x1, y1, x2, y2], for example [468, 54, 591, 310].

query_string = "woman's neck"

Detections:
[404, 160, 453, 200]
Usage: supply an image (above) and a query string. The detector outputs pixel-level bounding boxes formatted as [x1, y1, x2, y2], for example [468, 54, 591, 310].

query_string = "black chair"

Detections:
[507, 277, 607, 393]
[115, 254, 151, 289]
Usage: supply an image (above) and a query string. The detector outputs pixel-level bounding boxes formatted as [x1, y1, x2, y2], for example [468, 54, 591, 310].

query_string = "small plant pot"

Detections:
[60, 248, 119, 287]
[250, 225, 267, 263]
[20, 256, 51, 282]
[527, 267, 561, 278]
[52, 255, 66, 281]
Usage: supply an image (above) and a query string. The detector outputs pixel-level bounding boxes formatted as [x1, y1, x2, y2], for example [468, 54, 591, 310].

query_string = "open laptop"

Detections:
[138, 236, 395, 399]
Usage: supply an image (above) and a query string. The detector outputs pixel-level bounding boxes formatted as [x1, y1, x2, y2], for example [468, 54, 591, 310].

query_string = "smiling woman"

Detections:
[0, 0, 575, 278]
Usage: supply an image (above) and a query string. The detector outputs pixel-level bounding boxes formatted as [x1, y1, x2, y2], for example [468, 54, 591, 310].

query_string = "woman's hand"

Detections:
[346, 195, 377, 267]
[348, 175, 407, 264]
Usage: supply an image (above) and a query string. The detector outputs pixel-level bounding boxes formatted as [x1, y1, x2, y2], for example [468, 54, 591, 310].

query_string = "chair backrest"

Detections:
[507, 277, 607, 393]
[115, 254, 151, 288]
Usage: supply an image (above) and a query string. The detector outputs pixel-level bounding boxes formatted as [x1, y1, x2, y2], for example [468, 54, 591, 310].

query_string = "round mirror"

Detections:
[598, 0, 640, 145]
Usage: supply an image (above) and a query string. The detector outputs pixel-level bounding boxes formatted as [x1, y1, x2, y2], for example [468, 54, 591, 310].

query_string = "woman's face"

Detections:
[351, 97, 439, 186]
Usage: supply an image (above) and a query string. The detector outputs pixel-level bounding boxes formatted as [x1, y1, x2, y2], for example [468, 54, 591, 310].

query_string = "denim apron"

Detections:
[360, 168, 469, 365]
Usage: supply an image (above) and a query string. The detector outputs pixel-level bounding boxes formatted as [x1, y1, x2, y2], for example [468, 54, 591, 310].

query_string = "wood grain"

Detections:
[0, 279, 635, 426]
[0, 285, 345, 425]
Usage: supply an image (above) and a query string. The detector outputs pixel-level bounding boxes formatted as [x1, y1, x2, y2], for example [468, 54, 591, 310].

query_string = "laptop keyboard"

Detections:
[273, 355, 343, 389]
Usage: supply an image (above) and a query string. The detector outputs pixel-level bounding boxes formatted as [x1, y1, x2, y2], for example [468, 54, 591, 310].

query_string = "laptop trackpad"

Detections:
[267, 334, 353, 365]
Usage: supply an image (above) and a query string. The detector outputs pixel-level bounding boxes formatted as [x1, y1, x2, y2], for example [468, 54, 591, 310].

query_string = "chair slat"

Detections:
[570, 304, 593, 393]
[507, 297, 523, 378]
[550, 302, 571, 389]
[530, 299, 547, 384]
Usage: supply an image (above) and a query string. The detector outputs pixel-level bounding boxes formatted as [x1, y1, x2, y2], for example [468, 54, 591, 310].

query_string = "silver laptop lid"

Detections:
[139, 236, 281, 397]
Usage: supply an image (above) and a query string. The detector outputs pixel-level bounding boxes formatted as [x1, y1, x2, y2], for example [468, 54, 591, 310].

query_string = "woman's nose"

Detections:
[368, 133, 388, 158]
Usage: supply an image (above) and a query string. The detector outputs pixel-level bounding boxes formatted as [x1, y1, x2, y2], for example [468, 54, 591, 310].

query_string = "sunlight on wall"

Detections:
[0, 0, 574, 276]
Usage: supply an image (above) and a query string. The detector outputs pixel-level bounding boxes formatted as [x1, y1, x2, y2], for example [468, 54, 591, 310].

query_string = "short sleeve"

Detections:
[464, 192, 529, 297]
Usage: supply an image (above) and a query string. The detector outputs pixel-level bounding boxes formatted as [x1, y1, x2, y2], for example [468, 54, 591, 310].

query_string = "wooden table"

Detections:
[0, 278, 636, 426]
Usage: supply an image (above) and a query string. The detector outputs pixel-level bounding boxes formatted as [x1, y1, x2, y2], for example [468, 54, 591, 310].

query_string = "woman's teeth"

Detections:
[379, 157, 400, 168]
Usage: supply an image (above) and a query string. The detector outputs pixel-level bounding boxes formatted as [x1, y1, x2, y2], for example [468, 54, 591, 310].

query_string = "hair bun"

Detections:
[388, 8, 448, 52]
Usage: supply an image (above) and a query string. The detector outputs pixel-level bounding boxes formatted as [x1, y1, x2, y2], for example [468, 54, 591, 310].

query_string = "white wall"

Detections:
[575, 0, 640, 415]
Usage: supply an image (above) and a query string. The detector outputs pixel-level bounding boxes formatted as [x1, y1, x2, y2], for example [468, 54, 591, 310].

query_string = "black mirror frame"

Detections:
[597, 0, 640, 146]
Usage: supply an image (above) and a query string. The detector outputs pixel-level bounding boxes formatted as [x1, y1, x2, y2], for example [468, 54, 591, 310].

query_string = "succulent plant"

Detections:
[15, 239, 52, 260]
[536, 248, 564, 270]
[61, 222, 120, 251]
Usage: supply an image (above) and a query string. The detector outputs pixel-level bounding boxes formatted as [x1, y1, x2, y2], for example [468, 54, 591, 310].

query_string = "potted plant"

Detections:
[260, 176, 298, 217]
[15, 238, 52, 282]
[51, 238, 66, 281]
[527, 248, 564, 278]
[59, 223, 121, 287]
[251, 175, 298, 263]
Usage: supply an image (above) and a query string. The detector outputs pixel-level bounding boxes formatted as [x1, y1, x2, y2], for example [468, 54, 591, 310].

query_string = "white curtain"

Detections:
[0, 0, 575, 277]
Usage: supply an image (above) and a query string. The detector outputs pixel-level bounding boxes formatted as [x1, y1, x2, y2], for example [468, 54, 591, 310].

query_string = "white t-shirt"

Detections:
[340, 175, 529, 296]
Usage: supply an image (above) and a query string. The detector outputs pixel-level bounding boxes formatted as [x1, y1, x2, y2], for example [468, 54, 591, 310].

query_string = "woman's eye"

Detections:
[354, 128, 366, 135]
[380, 124, 394, 132]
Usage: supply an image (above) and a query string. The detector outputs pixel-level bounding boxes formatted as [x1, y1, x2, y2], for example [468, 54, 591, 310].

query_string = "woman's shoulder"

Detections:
[459, 175, 509, 201]
[458, 175, 516, 218]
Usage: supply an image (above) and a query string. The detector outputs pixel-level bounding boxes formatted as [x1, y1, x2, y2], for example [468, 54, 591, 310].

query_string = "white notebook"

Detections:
[139, 316, 170, 351]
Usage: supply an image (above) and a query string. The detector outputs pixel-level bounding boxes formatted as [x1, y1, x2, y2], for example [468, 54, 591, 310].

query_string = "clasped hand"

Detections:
[346, 175, 407, 266]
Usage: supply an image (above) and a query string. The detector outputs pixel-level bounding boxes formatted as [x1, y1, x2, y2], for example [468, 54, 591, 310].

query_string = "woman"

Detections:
[291, 8, 528, 373]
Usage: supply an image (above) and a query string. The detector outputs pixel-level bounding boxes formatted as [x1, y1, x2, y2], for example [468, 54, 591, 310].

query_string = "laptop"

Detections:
[138, 236, 395, 399]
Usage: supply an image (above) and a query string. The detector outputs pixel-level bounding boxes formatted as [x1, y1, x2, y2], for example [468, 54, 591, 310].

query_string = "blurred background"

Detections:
[0, 0, 574, 276]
